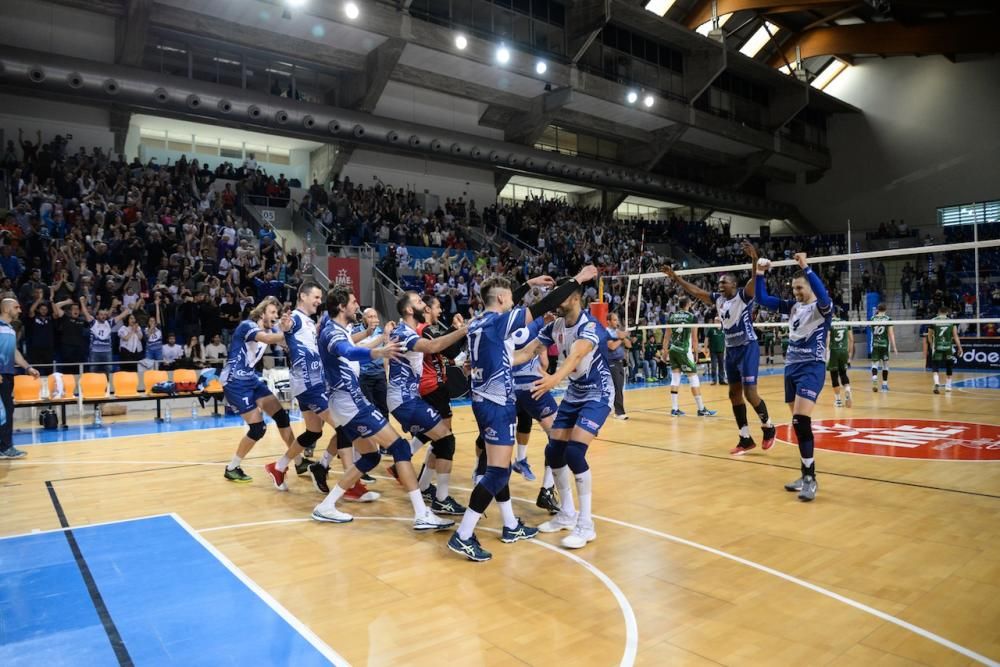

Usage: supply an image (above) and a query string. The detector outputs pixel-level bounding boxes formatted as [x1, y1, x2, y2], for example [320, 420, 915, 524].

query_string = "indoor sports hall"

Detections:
[1, 1, 998, 666]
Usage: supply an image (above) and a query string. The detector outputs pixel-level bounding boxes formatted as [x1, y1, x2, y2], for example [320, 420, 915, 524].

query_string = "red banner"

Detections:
[328, 257, 360, 293]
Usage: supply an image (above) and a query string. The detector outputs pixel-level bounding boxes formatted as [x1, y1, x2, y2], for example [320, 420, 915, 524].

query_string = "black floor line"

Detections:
[45, 481, 134, 666]
[593, 436, 1000, 500]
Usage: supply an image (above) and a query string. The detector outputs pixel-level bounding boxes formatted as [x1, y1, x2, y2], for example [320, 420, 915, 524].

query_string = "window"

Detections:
[615, 202, 659, 220]
[499, 182, 570, 204]
[739, 21, 779, 58]
[938, 201, 1000, 227]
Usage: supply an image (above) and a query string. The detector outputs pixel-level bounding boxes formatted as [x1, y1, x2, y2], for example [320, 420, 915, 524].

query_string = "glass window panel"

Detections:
[140, 138, 166, 149]
[550, 1, 564, 26]
[168, 140, 192, 152]
[577, 133, 597, 158]
[195, 143, 219, 155]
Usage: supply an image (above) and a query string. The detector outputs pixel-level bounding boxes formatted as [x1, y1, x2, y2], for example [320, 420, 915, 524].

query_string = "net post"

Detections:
[847, 218, 852, 315]
[974, 203, 981, 337]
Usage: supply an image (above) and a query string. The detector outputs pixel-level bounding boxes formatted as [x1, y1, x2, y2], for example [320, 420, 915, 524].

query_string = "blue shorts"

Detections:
[472, 400, 517, 446]
[552, 399, 612, 436]
[725, 342, 760, 386]
[223, 378, 273, 415]
[784, 361, 826, 403]
[146, 348, 163, 361]
[515, 388, 558, 422]
[341, 403, 389, 442]
[296, 386, 330, 414]
[391, 398, 442, 436]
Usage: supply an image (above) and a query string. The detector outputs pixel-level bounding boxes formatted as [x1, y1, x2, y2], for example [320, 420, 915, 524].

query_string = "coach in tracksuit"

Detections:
[0, 297, 40, 458]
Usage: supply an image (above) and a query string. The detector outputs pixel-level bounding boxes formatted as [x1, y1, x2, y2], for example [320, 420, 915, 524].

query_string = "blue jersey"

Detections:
[145, 327, 163, 355]
[89, 319, 113, 354]
[221, 320, 270, 385]
[318, 319, 363, 395]
[0, 319, 16, 374]
[711, 288, 757, 348]
[467, 307, 528, 406]
[511, 317, 547, 390]
[352, 324, 386, 377]
[755, 270, 832, 365]
[387, 321, 423, 411]
[538, 310, 613, 405]
[286, 309, 324, 395]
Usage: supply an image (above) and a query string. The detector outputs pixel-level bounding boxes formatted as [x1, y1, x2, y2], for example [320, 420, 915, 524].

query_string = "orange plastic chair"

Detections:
[204, 378, 223, 393]
[112, 371, 140, 397]
[80, 373, 109, 399]
[13, 375, 42, 402]
[48, 374, 77, 399]
[172, 369, 198, 387]
[144, 370, 169, 393]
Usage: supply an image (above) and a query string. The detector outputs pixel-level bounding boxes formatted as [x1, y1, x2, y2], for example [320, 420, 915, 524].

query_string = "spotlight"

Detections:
[643, 94, 654, 108]
[344, 2, 359, 19]
[455, 34, 467, 50]
[535, 61, 547, 75]
[626, 90, 638, 104]
[496, 45, 510, 64]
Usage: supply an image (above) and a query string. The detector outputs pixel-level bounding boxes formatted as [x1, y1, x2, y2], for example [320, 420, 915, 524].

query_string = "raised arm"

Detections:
[662, 264, 712, 306]
[742, 240, 759, 300]
[525, 265, 597, 320]
[753, 271, 782, 311]
[795, 253, 832, 312]
[79, 296, 94, 322]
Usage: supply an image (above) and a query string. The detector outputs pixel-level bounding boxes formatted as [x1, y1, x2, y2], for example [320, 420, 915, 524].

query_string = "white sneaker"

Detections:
[561, 523, 597, 549]
[413, 511, 455, 531]
[311, 505, 353, 524]
[538, 512, 578, 533]
[945, 386, 952, 392]
[614, 413, 629, 420]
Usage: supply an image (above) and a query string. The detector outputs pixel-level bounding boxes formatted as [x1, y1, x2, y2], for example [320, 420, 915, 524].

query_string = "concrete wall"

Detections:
[342, 149, 496, 208]
[771, 56, 1000, 233]
[0, 93, 114, 156]
[373, 81, 504, 141]
[0, 0, 116, 63]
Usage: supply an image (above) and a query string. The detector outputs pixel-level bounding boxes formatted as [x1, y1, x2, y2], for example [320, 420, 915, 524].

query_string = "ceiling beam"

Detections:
[768, 16, 998, 66]
[685, 0, 851, 28]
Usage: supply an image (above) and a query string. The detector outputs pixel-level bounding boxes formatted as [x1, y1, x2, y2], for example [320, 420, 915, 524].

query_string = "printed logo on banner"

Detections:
[328, 258, 360, 292]
[777, 418, 1000, 461]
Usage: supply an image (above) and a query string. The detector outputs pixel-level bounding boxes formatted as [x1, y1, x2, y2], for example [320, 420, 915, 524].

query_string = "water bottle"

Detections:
[164, 405, 172, 423]
[94, 405, 102, 427]
[290, 397, 301, 419]
[306, 228, 313, 245]
[191, 400, 198, 419]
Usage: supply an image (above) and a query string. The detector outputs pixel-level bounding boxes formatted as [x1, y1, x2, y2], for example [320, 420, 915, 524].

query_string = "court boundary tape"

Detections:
[198, 516, 640, 667]
[5, 465, 997, 665]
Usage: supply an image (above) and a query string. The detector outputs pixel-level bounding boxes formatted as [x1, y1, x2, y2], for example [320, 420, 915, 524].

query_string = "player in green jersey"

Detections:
[760, 324, 777, 365]
[826, 309, 854, 407]
[869, 303, 897, 392]
[661, 297, 716, 417]
[926, 305, 964, 394]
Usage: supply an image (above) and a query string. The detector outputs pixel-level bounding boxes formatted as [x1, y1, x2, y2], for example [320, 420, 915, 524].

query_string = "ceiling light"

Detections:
[344, 2, 359, 20]
[643, 94, 654, 108]
[626, 90, 638, 104]
[455, 34, 467, 50]
[535, 61, 547, 75]
[644, 0, 676, 17]
[739, 21, 779, 57]
[496, 45, 510, 64]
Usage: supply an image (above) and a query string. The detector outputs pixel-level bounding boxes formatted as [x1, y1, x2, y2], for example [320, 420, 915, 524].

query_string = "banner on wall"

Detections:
[328, 258, 361, 294]
[955, 338, 1000, 371]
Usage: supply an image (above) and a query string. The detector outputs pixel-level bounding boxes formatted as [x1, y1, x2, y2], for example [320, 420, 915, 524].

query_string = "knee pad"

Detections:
[792, 414, 812, 442]
[388, 437, 412, 462]
[544, 439, 567, 468]
[565, 440, 590, 474]
[355, 450, 381, 473]
[516, 410, 533, 435]
[688, 374, 700, 388]
[432, 434, 456, 461]
[830, 371, 840, 388]
[247, 421, 267, 441]
[335, 426, 353, 450]
[296, 430, 322, 449]
[479, 465, 511, 496]
[671, 370, 682, 387]
[272, 408, 290, 428]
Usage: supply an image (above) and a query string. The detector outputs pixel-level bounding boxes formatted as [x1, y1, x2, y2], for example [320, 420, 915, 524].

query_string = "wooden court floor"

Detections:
[3, 365, 999, 666]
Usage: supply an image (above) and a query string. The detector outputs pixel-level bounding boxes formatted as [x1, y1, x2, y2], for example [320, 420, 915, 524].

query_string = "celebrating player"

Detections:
[754, 252, 833, 501]
[827, 308, 854, 407]
[221, 296, 298, 485]
[927, 306, 963, 394]
[663, 240, 776, 456]
[662, 296, 716, 417]
[870, 303, 897, 392]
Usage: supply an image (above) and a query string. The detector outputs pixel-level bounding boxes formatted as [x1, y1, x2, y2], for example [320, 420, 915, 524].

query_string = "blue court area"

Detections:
[0, 515, 337, 666]
[953, 374, 1000, 389]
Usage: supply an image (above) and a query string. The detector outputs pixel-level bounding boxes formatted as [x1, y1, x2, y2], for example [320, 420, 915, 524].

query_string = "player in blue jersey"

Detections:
[527, 284, 613, 549]
[311, 285, 455, 530]
[388, 291, 469, 514]
[663, 240, 776, 456]
[754, 251, 833, 501]
[448, 266, 598, 562]
[221, 296, 298, 485]
[269, 282, 380, 501]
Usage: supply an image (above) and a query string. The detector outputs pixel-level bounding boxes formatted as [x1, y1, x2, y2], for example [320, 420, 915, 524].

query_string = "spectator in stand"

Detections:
[707, 316, 727, 385]
[25, 293, 56, 370]
[145, 316, 163, 366]
[81, 298, 128, 372]
[117, 314, 144, 371]
[161, 334, 184, 370]
[204, 334, 227, 371]
[606, 312, 629, 420]
[184, 336, 206, 369]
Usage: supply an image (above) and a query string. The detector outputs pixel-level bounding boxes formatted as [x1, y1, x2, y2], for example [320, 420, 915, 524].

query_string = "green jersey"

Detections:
[829, 318, 851, 353]
[931, 316, 955, 353]
[707, 327, 726, 353]
[871, 313, 892, 346]
[667, 311, 696, 353]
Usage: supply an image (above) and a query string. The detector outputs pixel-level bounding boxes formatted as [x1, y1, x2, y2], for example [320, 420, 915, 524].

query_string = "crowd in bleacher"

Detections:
[1, 132, 305, 373]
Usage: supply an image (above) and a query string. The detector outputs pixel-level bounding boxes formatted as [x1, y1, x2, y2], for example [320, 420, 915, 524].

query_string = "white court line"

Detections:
[170, 513, 352, 667]
[198, 516, 638, 667]
[6, 460, 996, 664]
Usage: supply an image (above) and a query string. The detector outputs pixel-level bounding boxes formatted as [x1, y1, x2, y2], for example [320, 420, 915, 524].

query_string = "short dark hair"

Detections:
[298, 281, 321, 298]
[678, 296, 690, 309]
[938, 305, 949, 314]
[327, 285, 353, 317]
[877, 303, 887, 312]
[792, 269, 807, 281]
[396, 291, 417, 318]
[481, 277, 512, 306]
